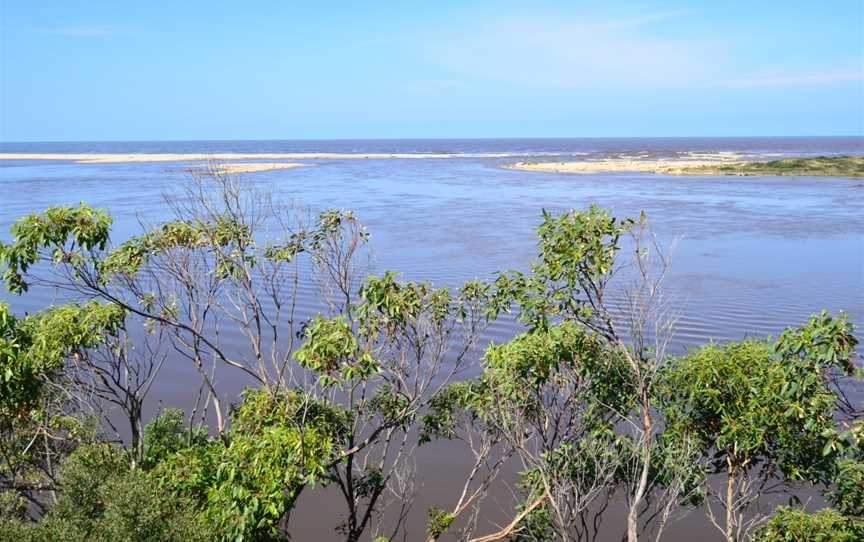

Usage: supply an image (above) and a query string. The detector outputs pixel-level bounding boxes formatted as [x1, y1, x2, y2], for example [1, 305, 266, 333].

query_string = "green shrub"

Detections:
[829, 459, 864, 519]
[142, 407, 208, 469]
[153, 388, 350, 541]
[0, 443, 212, 542]
[751, 507, 863, 542]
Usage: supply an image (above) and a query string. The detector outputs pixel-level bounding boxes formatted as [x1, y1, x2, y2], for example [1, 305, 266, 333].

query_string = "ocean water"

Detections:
[1, 137, 863, 540]
[3, 136, 863, 155]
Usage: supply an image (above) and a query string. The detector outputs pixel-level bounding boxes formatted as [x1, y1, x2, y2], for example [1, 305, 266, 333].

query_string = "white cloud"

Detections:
[427, 12, 720, 88]
[425, 11, 862, 91]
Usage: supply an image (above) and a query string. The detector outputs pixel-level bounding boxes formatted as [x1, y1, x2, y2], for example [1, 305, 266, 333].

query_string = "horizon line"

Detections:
[3, 134, 864, 145]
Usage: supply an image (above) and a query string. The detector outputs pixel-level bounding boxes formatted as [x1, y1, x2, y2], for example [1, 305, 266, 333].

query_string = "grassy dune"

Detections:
[681, 155, 864, 178]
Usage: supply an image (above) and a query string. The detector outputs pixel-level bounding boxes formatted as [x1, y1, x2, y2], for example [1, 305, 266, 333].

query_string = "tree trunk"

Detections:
[725, 459, 736, 542]
[627, 398, 653, 542]
[130, 411, 144, 467]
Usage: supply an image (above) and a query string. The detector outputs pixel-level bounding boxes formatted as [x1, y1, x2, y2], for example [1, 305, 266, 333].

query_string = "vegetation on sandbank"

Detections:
[680, 155, 864, 178]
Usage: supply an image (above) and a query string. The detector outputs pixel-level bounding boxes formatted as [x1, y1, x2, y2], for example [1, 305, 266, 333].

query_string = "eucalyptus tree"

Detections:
[1, 441, 213, 542]
[0, 170, 491, 541]
[750, 408, 864, 541]
[64, 322, 172, 466]
[422, 322, 631, 542]
[0, 299, 123, 516]
[293, 271, 490, 542]
[149, 388, 350, 541]
[751, 422, 864, 541]
[491, 206, 691, 542]
[663, 311, 859, 542]
[422, 206, 695, 542]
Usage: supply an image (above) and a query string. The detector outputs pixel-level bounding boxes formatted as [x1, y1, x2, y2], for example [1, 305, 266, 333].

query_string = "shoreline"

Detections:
[0, 151, 559, 162]
[189, 162, 307, 174]
[503, 158, 744, 175]
[3, 152, 861, 177]
[0, 152, 455, 162]
[505, 155, 864, 177]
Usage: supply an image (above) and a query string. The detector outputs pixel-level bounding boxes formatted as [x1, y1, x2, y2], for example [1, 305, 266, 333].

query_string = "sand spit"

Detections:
[504, 158, 745, 175]
[504, 150, 745, 175]
[191, 162, 307, 174]
[505, 154, 864, 178]
[0, 152, 522, 163]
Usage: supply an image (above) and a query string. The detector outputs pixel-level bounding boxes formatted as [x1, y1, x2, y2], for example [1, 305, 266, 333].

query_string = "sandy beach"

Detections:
[0, 152, 482, 163]
[191, 162, 307, 174]
[504, 157, 745, 175]
[504, 154, 864, 178]
[5, 151, 858, 177]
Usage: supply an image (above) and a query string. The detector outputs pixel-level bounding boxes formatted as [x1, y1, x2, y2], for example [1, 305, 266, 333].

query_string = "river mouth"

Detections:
[1, 137, 862, 540]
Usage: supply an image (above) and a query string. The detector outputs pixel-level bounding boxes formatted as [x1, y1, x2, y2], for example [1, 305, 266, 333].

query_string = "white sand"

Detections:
[0, 151, 748, 175]
[0, 152, 464, 163]
[504, 157, 745, 175]
[194, 162, 306, 174]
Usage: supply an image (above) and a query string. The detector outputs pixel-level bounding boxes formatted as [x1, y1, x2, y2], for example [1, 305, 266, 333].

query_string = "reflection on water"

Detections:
[1, 137, 862, 540]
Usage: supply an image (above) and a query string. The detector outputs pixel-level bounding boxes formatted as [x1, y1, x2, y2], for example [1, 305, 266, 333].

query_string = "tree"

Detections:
[297, 272, 490, 541]
[152, 388, 349, 541]
[422, 322, 629, 542]
[663, 312, 858, 542]
[751, 410, 864, 542]
[422, 206, 695, 542]
[0, 171, 491, 541]
[0, 300, 123, 518]
[751, 507, 862, 542]
[0, 300, 124, 418]
[0, 442, 213, 542]
[494, 206, 691, 542]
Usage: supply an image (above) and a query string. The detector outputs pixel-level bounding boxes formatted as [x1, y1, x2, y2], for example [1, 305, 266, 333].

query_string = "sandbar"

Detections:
[190, 162, 307, 174]
[505, 155, 864, 178]
[1, 152, 473, 163]
[504, 158, 744, 175]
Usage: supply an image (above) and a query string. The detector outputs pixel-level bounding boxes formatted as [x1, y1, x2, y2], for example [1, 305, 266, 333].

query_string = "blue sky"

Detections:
[1, 1, 862, 141]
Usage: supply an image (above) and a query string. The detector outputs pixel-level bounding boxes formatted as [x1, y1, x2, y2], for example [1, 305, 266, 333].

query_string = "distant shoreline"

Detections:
[0, 152, 464, 162]
[504, 156, 740, 175]
[505, 155, 864, 178]
[197, 162, 307, 174]
[3, 152, 862, 178]
[0, 151, 549, 162]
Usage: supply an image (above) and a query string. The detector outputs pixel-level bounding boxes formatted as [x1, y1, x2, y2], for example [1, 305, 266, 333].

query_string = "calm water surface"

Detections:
[1, 137, 862, 540]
